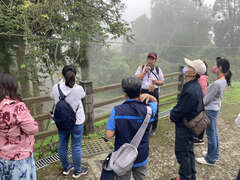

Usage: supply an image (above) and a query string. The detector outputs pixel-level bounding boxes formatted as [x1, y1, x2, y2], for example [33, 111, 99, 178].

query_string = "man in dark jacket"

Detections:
[169, 58, 206, 180]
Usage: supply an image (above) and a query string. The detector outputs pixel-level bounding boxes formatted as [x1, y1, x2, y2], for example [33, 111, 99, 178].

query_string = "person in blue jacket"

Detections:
[100, 76, 157, 180]
[169, 58, 206, 180]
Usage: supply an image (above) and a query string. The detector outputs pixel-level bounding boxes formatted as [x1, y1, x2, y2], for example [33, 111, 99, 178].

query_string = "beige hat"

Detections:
[184, 58, 206, 75]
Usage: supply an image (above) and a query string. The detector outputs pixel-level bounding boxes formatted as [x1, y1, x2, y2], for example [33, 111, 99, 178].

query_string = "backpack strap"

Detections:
[141, 65, 145, 72]
[130, 106, 152, 148]
[57, 84, 66, 100]
[155, 66, 159, 75]
[57, 84, 79, 112]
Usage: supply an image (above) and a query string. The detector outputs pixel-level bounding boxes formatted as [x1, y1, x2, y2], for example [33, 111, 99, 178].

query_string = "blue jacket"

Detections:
[170, 79, 203, 128]
[106, 99, 157, 167]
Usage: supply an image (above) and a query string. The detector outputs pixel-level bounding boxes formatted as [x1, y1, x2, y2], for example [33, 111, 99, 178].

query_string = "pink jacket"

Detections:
[0, 97, 38, 160]
[198, 75, 208, 98]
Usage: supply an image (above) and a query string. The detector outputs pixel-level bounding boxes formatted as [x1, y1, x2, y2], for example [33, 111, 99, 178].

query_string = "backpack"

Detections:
[141, 65, 160, 80]
[103, 106, 152, 176]
[53, 84, 78, 131]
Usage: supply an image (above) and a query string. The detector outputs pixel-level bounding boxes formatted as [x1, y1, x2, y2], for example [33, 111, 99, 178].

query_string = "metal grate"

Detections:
[82, 139, 110, 157]
[36, 139, 110, 170]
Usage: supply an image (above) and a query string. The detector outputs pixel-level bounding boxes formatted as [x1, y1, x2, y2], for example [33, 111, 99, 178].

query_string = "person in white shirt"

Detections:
[50, 65, 87, 179]
[135, 52, 164, 136]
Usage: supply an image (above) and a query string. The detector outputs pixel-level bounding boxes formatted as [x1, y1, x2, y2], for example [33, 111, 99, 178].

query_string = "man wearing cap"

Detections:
[135, 52, 164, 136]
[169, 58, 206, 180]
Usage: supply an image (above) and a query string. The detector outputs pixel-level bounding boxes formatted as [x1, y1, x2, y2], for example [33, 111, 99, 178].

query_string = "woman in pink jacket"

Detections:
[0, 73, 38, 180]
[194, 60, 209, 144]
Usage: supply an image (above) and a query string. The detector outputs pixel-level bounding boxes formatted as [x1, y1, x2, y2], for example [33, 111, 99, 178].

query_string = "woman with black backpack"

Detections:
[50, 65, 88, 178]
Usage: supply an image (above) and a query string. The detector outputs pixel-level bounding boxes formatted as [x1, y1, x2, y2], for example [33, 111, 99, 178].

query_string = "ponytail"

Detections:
[216, 57, 232, 86]
[62, 65, 76, 88]
[225, 70, 232, 86]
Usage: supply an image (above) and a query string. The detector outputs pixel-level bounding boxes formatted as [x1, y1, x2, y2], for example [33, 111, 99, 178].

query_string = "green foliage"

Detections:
[223, 82, 240, 104]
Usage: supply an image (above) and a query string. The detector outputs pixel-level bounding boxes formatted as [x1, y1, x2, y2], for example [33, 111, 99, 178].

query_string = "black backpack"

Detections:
[53, 84, 78, 131]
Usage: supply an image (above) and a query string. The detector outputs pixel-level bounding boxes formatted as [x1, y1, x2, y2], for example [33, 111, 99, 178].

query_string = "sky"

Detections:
[122, 0, 216, 22]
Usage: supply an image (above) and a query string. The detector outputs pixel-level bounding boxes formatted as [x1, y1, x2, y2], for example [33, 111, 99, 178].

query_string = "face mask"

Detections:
[182, 66, 188, 75]
[212, 66, 217, 74]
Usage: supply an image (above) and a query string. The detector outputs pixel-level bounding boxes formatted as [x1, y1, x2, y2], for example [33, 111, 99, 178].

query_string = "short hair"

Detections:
[121, 77, 141, 98]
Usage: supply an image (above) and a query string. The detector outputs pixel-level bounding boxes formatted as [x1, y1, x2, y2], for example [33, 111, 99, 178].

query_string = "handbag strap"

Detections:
[130, 106, 152, 148]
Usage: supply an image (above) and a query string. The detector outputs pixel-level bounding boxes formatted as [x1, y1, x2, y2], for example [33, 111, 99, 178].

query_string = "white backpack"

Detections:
[103, 106, 152, 176]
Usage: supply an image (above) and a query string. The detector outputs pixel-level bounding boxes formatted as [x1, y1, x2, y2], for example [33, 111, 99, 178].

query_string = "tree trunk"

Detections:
[15, 37, 31, 98]
[31, 58, 44, 131]
[0, 40, 11, 73]
[78, 36, 90, 81]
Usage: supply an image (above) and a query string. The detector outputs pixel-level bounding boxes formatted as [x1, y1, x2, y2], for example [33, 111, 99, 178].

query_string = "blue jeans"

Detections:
[0, 155, 36, 180]
[205, 110, 220, 164]
[58, 124, 84, 173]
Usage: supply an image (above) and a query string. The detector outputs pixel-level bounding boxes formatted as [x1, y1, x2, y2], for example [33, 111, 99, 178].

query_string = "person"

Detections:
[0, 72, 38, 180]
[100, 76, 158, 180]
[236, 114, 240, 179]
[169, 58, 206, 180]
[135, 52, 164, 136]
[50, 65, 88, 178]
[196, 57, 232, 166]
[194, 60, 209, 145]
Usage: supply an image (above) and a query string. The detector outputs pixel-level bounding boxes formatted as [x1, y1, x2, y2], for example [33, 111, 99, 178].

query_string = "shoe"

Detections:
[72, 167, 88, 179]
[170, 177, 180, 180]
[194, 138, 204, 145]
[150, 129, 156, 136]
[63, 165, 74, 176]
[196, 157, 215, 166]
[202, 151, 207, 157]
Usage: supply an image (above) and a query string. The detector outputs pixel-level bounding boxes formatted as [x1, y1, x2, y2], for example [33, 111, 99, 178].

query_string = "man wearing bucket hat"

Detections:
[135, 52, 165, 136]
[169, 58, 206, 180]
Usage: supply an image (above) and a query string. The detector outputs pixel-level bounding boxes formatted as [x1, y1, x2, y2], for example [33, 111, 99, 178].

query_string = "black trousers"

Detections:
[237, 169, 240, 180]
[175, 126, 196, 180]
[141, 88, 159, 131]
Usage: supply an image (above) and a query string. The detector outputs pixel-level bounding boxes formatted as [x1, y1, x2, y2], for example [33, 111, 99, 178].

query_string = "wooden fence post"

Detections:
[79, 81, 94, 135]
[177, 66, 184, 98]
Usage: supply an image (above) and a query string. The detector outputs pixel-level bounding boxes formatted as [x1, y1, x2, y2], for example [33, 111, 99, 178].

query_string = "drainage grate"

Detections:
[36, 139, 110, 170]
[82, 139, 110, 158]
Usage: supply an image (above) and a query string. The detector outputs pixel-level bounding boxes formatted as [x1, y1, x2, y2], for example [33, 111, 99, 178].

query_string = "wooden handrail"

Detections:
[164, 72, 181, 78]
[94, 95, 125, 108]
[161, 81, 181, 89]
[23, 95, 52, 105]
[93, 83, 121, 94]
[94, 112, 111, 122]
[35, 128, 58, 140]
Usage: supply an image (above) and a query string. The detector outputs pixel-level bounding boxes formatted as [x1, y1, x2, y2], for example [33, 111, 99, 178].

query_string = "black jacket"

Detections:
[170, 79, 203, 127]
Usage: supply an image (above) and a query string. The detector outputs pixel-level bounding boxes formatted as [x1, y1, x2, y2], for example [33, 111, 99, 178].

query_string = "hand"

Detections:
[144, 65, 151, 73]
[140, 93, 157, 103]
[140, 93, 150, 104]
[168, 116, 173, 123]
[152, 79, 158, 85]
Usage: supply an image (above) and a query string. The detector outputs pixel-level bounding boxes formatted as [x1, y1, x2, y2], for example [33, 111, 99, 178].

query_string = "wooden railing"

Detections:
[23, 68, 184, 140]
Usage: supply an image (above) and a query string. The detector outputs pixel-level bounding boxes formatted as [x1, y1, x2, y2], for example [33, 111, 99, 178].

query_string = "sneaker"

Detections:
[150, 129, 156, 136]
[72, 167, 88, 179]
[194, 138, 204, 145]
[202, 151, 207, 157]
[170, 177, 181, 180]
[63, 165, 74, 176]
[196, 157, 215, 166]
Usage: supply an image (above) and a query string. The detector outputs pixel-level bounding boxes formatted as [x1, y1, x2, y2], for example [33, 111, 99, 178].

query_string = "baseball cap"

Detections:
[184, 58, 206, 75]
[147, 52, 157, 60]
